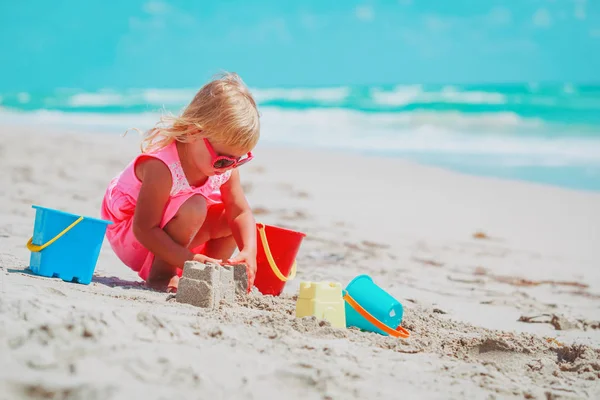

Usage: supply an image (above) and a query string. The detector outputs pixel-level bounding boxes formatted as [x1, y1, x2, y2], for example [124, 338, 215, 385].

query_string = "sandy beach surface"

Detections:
[1, 125, 599, 400]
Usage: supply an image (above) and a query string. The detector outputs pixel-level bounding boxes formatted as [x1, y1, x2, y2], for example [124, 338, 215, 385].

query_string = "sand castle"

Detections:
[176, 261, 248, 309]
[295, 281, 346, 328]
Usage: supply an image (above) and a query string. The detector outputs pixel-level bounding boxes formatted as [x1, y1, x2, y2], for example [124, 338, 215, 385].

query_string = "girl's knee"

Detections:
[173, 195, 208, 227]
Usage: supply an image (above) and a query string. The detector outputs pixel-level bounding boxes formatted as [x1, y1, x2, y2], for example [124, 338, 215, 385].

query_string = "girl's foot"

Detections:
[166, 275, 179, 293]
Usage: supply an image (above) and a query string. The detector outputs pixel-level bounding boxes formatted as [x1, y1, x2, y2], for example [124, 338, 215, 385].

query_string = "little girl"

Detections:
[101, 72, 260, 292]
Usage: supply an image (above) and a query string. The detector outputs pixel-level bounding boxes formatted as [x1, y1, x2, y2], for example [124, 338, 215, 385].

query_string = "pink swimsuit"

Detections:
[100, 141, 231, 281]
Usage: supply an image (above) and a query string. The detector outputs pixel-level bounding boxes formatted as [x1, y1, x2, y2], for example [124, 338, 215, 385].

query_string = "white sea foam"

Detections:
[16, 92, 31, 104]
[369, 85, 423, 106]
[439, 86, 507, 104]
[14, 84, 596, 115]
[256, 109, 600, 166]
[0, 107, 159, 131]
[67, 92, 134, 107]
[371, 85, 507, 106]
[141, 88, 196, 105]
[1, 107, 598, 167]
[62, 87, 352, 109]
[64, 89, 195, 108]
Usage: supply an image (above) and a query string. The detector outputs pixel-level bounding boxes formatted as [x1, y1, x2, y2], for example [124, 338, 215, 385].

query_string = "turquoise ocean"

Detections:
[1, 83, 599, 191]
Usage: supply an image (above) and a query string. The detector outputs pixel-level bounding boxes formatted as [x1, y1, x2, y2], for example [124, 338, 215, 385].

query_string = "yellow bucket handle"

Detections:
[26, 216, 84, 252]
[257, 223, 297, 282]
[343, 291, 411, 339]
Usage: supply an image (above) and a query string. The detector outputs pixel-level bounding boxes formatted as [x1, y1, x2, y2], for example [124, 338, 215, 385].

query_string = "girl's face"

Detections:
[188, 135, 254, 177]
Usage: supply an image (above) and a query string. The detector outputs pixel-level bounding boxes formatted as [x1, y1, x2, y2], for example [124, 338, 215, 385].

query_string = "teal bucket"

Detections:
[27, 205, 112, 285]
[343, 274, 410, 338]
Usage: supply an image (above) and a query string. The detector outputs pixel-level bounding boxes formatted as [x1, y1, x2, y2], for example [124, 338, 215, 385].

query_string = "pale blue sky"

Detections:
[0, 0, 599, 90]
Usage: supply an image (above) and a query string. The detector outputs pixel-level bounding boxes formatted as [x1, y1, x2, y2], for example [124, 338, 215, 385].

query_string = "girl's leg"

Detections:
[190, 203, 238, 261]
[146, 195, 208, 291]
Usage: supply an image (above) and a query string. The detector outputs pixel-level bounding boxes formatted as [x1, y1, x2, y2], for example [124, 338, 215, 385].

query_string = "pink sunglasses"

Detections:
[203, 138, 253, 170]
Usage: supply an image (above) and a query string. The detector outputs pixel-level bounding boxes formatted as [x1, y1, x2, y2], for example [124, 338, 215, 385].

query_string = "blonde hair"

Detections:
[139, 72, 260, 153]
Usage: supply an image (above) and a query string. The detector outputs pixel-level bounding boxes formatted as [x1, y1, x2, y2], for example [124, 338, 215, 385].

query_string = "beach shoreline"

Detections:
[1, 125, 599, 399]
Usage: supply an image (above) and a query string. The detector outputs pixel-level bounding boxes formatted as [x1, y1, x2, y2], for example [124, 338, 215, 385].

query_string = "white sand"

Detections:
[1, 125, 599, 399]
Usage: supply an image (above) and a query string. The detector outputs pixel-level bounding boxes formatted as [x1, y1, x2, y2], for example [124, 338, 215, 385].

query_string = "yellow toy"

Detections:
[295, 281, 346, 328]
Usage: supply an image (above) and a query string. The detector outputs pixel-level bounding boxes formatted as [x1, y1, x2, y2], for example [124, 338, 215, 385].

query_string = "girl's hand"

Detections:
[193, 253, 223, 265]
[227, 250, 257, 291]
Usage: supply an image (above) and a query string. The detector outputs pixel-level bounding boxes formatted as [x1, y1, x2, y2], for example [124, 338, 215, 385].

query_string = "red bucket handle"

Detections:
[257, 223, 297, 282]
[343, 291, 410, 339]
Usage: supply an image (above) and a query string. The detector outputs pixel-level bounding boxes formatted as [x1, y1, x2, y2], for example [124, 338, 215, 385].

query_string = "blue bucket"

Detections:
[27, 205, 112, 284]
[343, 274, 410, 338]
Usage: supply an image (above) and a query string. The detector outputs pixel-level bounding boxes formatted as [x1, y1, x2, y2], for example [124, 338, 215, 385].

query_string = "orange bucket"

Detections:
[253, 223, 306, 296]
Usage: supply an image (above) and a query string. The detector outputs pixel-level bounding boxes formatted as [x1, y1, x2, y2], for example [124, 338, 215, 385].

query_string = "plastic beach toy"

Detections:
[295, 281, 346, 328]
[253, 223, 306, 296]
[26, 205, 111, 284]
[343, 274, 410, 338]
